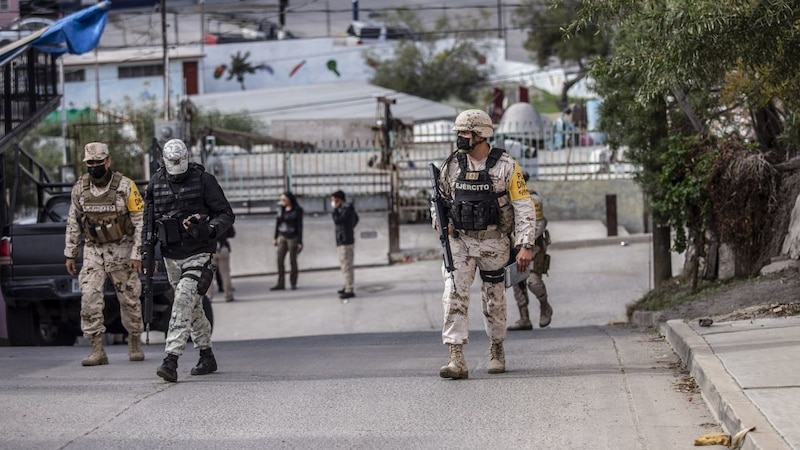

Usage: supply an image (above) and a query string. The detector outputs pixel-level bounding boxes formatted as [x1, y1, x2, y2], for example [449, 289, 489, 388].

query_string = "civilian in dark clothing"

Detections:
[331, 190, 359, 299]
[271, 191, 304, 290]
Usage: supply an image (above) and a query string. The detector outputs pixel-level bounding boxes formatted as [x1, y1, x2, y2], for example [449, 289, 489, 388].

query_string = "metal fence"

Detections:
[199, 122, 638, 217]
[0, 46, 61, 151]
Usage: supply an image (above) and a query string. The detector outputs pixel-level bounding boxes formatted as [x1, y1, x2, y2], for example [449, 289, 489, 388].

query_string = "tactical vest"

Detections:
[80, 172, 134, 244]
[450, 148, 507, 231]
[150, 165, 207, 220]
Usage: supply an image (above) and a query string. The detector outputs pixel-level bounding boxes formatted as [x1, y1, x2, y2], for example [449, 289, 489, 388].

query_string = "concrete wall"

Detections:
[533, 178, 646, 234]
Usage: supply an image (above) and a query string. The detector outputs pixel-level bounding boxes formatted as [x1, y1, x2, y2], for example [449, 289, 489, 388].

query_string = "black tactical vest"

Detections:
[450, 148, 507, 231]
[150, 165, 207, 219]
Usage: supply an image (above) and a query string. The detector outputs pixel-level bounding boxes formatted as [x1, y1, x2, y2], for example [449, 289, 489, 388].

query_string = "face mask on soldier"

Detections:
[456, 135, 475, 153]
[88, 164, 107, 179]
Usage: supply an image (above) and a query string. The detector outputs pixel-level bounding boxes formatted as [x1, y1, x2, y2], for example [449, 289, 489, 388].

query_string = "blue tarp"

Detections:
[31, 0, 110, 55]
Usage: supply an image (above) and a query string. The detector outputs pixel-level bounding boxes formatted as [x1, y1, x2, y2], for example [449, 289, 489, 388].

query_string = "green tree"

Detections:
[571, 0, 799, 279]
[513, 0, 611, 109]
[365, 11, 491, 103]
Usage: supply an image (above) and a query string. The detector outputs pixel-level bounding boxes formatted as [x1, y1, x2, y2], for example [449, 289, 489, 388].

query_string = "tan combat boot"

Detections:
[439, 344, 468, 379]
[507, 307, 533, 331]
[539, 298, 553, 328]
[128, 333, 144, 361]
[487, 342, 505, 374]
[81, 334, 109, 366]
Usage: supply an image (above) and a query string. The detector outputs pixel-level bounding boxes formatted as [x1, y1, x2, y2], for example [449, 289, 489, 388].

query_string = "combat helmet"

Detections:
[453, 109, 494, 138]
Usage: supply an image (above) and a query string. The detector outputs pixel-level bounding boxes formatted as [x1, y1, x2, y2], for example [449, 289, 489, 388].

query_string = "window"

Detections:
[1, 0, 9, 11]
[118, 64, 163, 79]
[64, 69, 85, 83]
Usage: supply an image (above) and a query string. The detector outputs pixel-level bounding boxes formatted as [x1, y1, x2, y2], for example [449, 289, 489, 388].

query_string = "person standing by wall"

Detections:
[433, 109, 537, 380]
[331, 190, 358, 299]
[508, 190, 552, 330]
[213, 224, 236, 302]
[64, 142, 146, 366]
[145, 139, 234, 383]
[271, 191, 304, 290]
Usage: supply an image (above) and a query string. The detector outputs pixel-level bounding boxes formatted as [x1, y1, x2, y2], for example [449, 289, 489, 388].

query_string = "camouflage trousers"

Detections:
[441, 234, 509, 345]
[337, 244, 355, 292]
[163, 253, 213, 355]
[79, 242, 143, 338]
[511, 246, 548, 307]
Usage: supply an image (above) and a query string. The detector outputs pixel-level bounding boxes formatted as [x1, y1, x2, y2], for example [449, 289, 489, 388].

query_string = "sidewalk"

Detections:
[642, 317, 800, 450]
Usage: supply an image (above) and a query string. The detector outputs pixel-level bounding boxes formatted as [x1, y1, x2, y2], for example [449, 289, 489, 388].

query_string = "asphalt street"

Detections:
[0, 221, 721, 450]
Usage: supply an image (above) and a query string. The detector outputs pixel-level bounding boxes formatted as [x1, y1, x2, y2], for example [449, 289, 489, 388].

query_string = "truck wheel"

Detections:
[7, 305, 40, 346]
[40, 322, 78, 346]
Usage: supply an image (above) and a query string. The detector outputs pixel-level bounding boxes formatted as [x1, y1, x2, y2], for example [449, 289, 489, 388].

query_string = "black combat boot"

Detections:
[190, 348, 218, 376]
[156, 354, 179, 382]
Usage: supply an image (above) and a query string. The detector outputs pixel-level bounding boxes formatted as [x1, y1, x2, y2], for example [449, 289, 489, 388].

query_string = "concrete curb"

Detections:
[662, 320, 790, 450]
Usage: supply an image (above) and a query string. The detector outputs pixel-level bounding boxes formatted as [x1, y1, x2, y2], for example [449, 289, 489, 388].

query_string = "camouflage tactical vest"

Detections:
[80, 172, 134, 244]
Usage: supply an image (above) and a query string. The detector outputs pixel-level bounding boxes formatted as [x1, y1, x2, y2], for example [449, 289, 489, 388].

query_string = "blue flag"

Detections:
[32, 0, 110, 55]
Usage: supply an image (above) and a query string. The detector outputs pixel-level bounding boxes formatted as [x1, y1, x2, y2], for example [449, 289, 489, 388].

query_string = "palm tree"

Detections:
[226, 51, 256, 90]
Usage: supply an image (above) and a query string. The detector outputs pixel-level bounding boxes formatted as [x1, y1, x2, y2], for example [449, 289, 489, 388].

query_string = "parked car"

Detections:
[344, 20, 414, 45]
[0, 17, 54, 46]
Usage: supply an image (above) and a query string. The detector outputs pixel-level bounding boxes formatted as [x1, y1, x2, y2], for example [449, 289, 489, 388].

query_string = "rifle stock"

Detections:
[429, 163, 455, 275]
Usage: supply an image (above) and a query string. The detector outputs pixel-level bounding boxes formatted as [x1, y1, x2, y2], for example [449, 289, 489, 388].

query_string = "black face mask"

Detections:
[168, 172, 188, 183]
[456, 136, 475, 153]
[88, 165, 107, 179]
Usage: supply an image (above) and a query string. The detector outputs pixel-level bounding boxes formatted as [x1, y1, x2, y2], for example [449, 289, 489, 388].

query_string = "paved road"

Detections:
[0, 221, 722, 450]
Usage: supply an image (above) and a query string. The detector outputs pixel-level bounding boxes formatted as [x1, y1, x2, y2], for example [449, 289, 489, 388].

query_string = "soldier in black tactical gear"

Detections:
[145, 139, 235, 383]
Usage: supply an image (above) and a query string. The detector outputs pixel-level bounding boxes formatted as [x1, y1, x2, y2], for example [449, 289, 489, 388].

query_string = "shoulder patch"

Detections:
[127, 182, 145, 212]
[509, 163, 531, 201]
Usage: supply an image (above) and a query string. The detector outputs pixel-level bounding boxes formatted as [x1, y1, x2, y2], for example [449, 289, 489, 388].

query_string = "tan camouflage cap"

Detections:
[83, 142, 109, 162]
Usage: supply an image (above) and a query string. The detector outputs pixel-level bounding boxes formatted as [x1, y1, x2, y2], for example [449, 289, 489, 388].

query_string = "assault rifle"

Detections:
[141, 196, 156, 345]
[429, 163, 455, 279]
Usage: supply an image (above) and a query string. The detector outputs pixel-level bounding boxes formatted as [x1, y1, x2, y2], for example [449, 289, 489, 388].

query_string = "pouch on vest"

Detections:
[157, 218, 182, 245]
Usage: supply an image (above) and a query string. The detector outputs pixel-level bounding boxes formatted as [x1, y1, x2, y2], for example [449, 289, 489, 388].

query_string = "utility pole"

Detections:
[376, 96, 400, 255]
[161, 0, 169, 120]
[496, 0, 503, 39]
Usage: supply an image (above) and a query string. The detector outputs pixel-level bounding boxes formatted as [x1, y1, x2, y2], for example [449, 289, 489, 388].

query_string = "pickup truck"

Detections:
[0, 146, 212, 346]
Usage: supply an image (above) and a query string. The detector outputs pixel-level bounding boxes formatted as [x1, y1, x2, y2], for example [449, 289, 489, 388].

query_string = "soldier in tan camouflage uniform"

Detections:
[65, 142, 146, 366]
[508, 190, 553, 330]
[433, 109, 538, 380]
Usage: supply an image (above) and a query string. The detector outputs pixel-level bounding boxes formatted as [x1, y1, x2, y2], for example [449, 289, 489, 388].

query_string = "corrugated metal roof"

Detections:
[188, 81, 460, 124]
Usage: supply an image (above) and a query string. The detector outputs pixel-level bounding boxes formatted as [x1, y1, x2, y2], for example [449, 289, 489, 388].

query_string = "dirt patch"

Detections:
[628, 265, 800, 323]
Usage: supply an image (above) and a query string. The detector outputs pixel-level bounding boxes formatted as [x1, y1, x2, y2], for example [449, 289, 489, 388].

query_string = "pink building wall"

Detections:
[0, 0, 19, 27]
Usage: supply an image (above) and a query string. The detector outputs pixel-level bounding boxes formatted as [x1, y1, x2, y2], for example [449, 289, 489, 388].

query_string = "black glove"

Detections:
[186, 218, 212, 241]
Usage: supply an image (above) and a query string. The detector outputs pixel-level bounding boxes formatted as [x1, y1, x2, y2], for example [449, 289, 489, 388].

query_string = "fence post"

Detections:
[605, 194, 617, 237]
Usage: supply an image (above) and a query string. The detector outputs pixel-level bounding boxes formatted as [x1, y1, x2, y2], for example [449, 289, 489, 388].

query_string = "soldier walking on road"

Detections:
[65, 142, 146, 366]
[508, 190, 552, 330]
[433, 109, 537, 379]
[145, 139, 234, 383]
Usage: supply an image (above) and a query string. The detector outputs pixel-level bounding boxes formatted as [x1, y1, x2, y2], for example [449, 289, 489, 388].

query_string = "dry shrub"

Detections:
[707, 141, 779, 275]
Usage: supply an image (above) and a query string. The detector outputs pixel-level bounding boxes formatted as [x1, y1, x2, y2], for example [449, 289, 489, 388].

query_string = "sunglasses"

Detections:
[85, 159, 106, 166]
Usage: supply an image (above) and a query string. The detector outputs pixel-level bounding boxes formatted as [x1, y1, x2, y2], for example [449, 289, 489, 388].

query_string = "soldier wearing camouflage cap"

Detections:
[145, 139, 234, 383]
[64, 142, 146, 366]
[432, 109, 538, 379]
